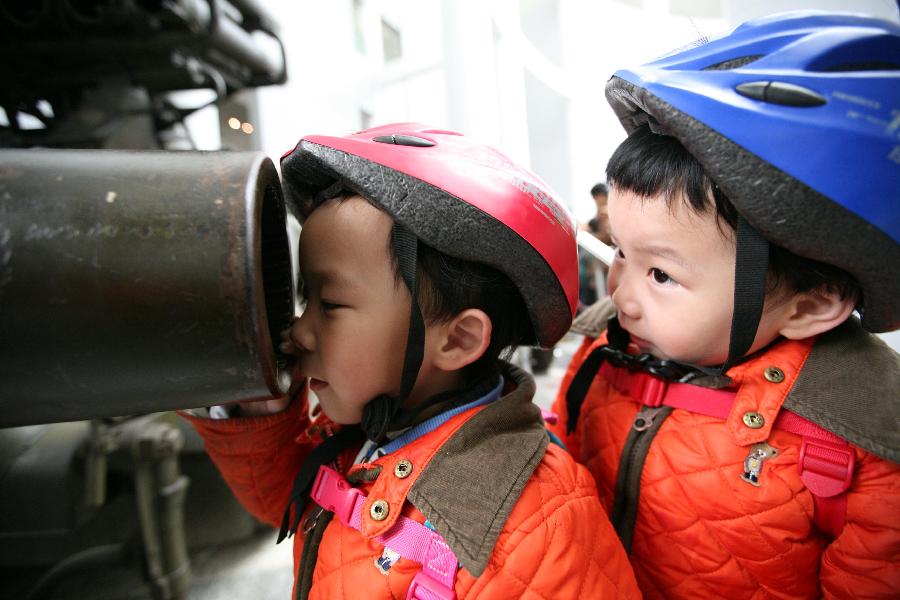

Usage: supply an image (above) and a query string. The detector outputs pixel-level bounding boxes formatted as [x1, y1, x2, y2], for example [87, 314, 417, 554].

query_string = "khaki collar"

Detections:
[571, 297, 617, 337]
[716, 318, 899, 460]
[409, 362, 548, 576]
[349, 362, 547, 577]
[783, 318, 899, 462]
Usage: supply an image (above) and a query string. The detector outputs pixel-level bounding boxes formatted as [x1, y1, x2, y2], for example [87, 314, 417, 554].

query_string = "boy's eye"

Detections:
[321, 300, 344, 311]
[649, 268, 674, 284]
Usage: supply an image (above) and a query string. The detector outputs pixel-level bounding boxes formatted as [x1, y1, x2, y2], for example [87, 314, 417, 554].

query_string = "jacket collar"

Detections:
[571, 296, 617, 337]
[782, 318, 899, 462]
[407, 362, 547, 576]
[348, 361, 547, 577]
[574, 303, 899, 462]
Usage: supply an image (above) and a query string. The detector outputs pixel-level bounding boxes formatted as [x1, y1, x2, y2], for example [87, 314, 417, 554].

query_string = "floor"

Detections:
[3, 334, 579, 600]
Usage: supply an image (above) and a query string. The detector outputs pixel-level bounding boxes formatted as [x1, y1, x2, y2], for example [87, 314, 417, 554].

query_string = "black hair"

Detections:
[411, 243, 531, 376]
[590, 182, 609, 197]
[314, 192, 532, 374]
[606, 124, 861, 302]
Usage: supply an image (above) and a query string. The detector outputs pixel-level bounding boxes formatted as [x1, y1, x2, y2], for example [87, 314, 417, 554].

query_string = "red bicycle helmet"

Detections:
[281, 122, 578, 348]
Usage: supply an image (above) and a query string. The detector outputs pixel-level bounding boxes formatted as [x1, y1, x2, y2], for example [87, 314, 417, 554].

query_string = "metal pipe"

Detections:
[0, 149, 294, 426]
[132, 421, 189, 600]
[206, 10, 285, 81]
[225, 0, 281, 34]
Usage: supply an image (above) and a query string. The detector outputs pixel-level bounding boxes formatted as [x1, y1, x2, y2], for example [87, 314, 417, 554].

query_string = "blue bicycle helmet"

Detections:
[606, 11, 900, 334]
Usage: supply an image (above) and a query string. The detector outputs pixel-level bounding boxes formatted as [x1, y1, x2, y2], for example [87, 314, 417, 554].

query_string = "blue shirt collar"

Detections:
[358, 375, 504, 463]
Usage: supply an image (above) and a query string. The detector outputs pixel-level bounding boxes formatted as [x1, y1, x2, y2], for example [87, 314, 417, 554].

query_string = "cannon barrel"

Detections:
[0, 149, 294, 427]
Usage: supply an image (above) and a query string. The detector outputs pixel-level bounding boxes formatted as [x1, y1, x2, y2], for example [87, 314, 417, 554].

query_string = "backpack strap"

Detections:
[598, 363, 855, 538]
[311, 465, 458, 600]
[771, 412, 854, 538]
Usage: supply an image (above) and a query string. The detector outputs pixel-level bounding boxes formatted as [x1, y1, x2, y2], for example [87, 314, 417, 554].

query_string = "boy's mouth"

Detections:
[308, 378, 328, 392]
[620, 326, 651, 354]
[628, 334, 651, 350]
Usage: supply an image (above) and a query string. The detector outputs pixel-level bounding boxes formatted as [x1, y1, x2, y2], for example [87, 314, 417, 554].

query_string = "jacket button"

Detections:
[370, 499, 389, 521]
[394, 459, 413, 479]
[742, 411, 765, 429]
[763, 366, 785, 383]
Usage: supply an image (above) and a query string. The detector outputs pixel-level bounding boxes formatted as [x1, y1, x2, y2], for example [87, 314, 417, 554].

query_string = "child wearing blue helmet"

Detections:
[552, 11, 899, 598]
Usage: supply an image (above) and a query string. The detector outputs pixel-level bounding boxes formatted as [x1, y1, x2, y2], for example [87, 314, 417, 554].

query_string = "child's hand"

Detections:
[278, 316, 301, 355]
[238, 320, 304, 416]
[238, 395, 291, 416]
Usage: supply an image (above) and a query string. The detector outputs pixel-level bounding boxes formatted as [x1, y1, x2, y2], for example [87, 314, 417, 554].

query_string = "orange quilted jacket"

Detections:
[185, 363, 640, 599]
[551, 312, 900, 599]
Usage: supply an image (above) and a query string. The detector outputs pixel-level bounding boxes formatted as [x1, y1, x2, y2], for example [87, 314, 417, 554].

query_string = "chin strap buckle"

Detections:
[310, 465, 365, 527]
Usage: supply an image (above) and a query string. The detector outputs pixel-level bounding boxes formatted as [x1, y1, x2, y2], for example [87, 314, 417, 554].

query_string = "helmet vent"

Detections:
[703, 55, 763, 71]
[372, 134, 435, 147]
[820, 61, 900, 72]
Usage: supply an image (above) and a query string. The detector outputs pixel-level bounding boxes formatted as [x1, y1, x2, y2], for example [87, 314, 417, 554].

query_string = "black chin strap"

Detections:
[721, 216, 769, 374]
[565, 317, 720, 434]
[361, 222, 426, 443]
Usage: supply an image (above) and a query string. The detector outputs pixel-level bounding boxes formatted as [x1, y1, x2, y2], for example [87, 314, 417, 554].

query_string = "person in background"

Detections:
[589, 182, 611, 245]
[552, 12, 899, 599]
[578, 184, 612, 311]
[183, 124, 639, 599]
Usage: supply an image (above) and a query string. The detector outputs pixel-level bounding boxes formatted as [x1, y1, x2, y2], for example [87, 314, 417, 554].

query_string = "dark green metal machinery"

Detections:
[0, 149, 293, 426]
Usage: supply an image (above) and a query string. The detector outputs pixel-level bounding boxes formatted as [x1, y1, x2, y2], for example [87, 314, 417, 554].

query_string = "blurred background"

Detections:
[214, 0, 899, 223]
[1, 1, 898, 599]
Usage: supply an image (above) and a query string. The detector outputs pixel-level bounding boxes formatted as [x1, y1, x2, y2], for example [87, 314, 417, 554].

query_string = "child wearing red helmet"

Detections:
[552, 12, 899, 599]
[183, 123, 639, 599]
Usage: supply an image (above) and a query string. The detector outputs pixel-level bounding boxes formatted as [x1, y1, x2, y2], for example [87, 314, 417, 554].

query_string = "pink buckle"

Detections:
[799, 438, 855, 498]
[540, 408, 559, 425]
[407, 571, 456, 600]
[310, 465, 364, 526]
[632, 372, 667, 407]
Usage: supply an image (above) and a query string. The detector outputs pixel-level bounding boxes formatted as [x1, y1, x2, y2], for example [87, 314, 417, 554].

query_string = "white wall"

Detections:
[249, 0, 897, 218]
[241, 0, 898, 350]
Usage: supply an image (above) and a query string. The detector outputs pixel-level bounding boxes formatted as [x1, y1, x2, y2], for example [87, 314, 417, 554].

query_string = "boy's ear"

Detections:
[433, 309, 492, 371]
[777, 288, 856, 340]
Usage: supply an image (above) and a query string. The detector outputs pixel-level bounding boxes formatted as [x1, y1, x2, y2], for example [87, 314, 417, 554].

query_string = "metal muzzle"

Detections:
[0, 149, 294, 426]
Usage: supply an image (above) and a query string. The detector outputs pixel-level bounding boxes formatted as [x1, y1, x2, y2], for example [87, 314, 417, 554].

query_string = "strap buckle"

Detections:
[310, 465, 363, 526]
[540, 408, 559, 425]
[798, 438, 855, 498]
[407, 571, 456, 600]
[631, 372, 668, 407]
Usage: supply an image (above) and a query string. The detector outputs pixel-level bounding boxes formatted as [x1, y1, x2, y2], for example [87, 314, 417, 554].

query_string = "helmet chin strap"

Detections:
[721, 216, 770, 374]
[361, 222, 425, 443]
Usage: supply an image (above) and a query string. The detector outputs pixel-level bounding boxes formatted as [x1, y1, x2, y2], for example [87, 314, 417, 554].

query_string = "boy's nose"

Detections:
[608, 267, 641, 320]
[290, 310, 315, 352]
